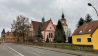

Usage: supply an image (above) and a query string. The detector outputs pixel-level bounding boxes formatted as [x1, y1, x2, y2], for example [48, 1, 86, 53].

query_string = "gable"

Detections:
[46, 21, 55, 30]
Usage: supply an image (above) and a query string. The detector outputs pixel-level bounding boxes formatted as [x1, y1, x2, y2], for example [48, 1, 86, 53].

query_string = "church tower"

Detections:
[42, 15, 45, 24]
[1, 28, 5, 42]
[60, 9, 68, 42]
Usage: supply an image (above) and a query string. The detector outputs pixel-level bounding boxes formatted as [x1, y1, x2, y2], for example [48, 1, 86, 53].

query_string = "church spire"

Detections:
[61, 8, 66, 20]
[2, 28, 5, 33]
[42, 14, 45, 24]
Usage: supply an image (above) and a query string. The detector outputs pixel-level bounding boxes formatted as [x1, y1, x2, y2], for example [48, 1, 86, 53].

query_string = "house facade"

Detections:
[29, 11, 68, 42]
[72, 20, 98, 52]
[1, 28, 15, 43]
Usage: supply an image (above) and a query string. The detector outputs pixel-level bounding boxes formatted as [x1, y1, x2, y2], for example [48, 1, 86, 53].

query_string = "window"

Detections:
[49, 33, 50, 38]
[87, 38, 91, 42]
[79, 31, 82, 33]
[50, 27, 51, 29]
[51, 33, 52, 38]
[77, 38, 81, 42]
[88, 29, 91, 32]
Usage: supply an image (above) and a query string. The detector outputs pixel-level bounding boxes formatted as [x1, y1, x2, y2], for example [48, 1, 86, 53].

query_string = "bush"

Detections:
[68, 36, 72, 43]
[46, 37, 49, 43]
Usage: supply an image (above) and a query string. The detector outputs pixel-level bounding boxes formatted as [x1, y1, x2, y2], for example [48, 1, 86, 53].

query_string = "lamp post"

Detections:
[88, 3, 98, 18]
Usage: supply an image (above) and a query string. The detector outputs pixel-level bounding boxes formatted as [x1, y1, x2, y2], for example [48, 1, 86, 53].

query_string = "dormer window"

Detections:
[79, 31, 82, 33]
[88, 29, 91, 32]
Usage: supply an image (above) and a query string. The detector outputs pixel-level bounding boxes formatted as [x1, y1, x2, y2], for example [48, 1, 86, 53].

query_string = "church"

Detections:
[29, 11, 68, 42]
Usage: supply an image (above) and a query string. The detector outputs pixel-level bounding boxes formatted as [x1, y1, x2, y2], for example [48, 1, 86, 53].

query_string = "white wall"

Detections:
[46, 21, 54, 30]
[44, 22, 55, 42]
[64, 26, 68, 42]
[45, 32, 54, 42]
[41, 31, 44, 41]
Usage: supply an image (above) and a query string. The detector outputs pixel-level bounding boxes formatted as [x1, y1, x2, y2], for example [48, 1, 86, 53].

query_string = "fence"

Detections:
[18, 42, 94, 52]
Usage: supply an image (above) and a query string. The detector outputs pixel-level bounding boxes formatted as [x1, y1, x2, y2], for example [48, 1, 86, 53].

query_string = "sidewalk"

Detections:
[16, 43, 98, 56]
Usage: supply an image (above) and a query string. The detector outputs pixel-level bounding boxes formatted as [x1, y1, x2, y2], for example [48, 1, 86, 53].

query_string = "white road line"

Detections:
[4, 44, 24, 56]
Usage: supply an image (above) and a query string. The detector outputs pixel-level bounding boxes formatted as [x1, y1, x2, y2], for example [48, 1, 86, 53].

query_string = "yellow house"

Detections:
[72, 20, 98, 52]
[1, 28, 15, 43]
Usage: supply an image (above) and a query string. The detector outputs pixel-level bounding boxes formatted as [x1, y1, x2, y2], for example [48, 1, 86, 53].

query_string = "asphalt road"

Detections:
[0, 43, 76, 56]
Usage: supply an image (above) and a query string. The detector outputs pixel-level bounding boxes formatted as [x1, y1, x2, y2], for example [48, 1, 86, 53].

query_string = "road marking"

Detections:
[36, 51, 44, 54]
[4, 44, 24, 56]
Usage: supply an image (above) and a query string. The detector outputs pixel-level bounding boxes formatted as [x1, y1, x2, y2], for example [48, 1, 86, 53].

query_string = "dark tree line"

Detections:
[77, 14, 93, 28]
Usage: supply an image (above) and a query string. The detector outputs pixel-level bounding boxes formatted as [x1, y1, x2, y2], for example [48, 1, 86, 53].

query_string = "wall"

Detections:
[1, 33, 5, 42]
[64, 26, 68, 42]
[41, 31, 44, 41]
[45, 31, 54, 42]
[46, 22, 55, 30]
[72, 34, 93, 45]
[4, 32, 15, 43]
[44, 21, 55, 42]
[92, 28, 98, 50]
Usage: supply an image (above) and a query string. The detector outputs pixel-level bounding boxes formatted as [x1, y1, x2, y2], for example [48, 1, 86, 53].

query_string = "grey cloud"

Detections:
[0, 0, 98, 37]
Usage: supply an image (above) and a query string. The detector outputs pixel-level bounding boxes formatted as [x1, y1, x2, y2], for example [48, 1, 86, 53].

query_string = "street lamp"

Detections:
[88, 3, 98, 18]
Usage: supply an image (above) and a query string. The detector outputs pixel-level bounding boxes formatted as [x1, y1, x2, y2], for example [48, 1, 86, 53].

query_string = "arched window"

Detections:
[49, 33, 50, 38]
[51, 33, 52, 38]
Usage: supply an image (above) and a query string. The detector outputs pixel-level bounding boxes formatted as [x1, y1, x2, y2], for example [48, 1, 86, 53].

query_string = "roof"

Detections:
[53, 25, 56, 29]
[6, 31, 10, 35]
[1, 28, 5, 33]
[72, 20, 98, 35]
[61, 12, 66, 21]
[31, 20, 50, 35]
[31, 21, 42, 35]
[41, 20, 49, 30]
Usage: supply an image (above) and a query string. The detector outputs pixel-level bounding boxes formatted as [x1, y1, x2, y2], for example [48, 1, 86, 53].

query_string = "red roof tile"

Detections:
[53, 25, 56, 29]
[72, 20, 98, 35]
[31, 20, 50, 34]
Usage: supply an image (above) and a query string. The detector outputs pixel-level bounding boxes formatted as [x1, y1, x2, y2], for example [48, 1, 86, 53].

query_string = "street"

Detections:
[0, 43, 76, 56]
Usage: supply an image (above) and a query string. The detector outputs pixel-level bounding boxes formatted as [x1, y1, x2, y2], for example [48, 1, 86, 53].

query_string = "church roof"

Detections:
[41, 20, 49, 30]
[72, 20, 98, 35]
[6, 31, 10, 35]
[53, 25, 56, 29]
[31, 20, 49, 34]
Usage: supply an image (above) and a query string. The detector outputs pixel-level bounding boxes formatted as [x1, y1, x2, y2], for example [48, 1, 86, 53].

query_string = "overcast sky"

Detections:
[0, 0, 98, 37]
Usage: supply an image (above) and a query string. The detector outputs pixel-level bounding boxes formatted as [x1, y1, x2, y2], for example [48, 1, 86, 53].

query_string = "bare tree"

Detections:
[68, 28, 72, 37]
[11, 15, 30, 42]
